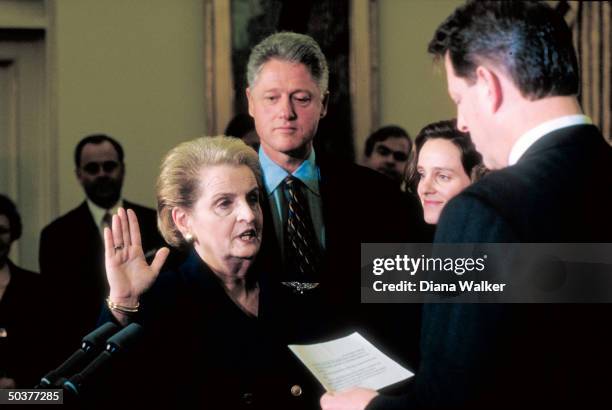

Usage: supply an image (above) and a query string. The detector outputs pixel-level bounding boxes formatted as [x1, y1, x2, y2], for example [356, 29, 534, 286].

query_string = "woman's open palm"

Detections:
[104, 208, 169, 301]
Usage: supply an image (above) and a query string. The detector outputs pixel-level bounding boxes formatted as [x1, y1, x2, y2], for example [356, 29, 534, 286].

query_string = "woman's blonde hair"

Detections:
[157, 135, 261, 247]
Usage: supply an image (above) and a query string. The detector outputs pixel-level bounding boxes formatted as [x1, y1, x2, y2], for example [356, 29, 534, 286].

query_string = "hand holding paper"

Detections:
[288, 332, 414, 392]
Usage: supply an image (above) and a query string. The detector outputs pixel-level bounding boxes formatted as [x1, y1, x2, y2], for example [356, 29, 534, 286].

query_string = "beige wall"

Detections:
[378, 0, 462, 138]
[53, 0, 206, 212]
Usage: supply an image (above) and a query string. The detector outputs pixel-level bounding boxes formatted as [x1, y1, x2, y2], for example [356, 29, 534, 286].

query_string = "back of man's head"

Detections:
[428, 0, 578, 100]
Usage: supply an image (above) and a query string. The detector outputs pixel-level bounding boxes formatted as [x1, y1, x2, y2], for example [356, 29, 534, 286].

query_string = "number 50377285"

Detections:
[1, 389, 62, 404]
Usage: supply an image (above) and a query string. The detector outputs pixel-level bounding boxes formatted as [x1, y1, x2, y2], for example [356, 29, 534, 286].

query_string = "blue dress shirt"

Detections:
[258, 147, 326, 260]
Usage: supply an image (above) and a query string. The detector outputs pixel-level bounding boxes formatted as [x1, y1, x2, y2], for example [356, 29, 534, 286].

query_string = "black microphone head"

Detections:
[81, 322, 120, 351]
[61, 324, 144, 395]
[38, 323, 120, 388]
[106, 323, 144, 353]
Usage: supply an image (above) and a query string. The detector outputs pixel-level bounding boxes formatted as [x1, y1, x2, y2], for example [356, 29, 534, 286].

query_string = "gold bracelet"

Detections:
[106, 297, 140, 314]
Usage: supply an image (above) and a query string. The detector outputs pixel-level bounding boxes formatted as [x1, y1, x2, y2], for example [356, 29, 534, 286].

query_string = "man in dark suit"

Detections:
[322, 2, 612, 409]
[245, 32, 425, 402]
[39, 134, 164, 365]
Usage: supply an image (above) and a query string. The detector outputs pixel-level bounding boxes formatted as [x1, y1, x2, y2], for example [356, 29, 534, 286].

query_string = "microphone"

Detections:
[62, 323, 144, 396]
[36, 322, 120, 388]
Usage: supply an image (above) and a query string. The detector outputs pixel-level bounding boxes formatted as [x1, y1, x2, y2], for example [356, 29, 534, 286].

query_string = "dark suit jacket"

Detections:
[89, 251, 320, 410]
[369, 124, 612, 409]
[0, 261, 45, 387]
[258, 157, 427, 381]
[39, 200, 164, 365]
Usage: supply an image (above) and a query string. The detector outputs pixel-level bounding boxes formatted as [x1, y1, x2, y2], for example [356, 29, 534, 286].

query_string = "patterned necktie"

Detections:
[282, 176, 322, 284]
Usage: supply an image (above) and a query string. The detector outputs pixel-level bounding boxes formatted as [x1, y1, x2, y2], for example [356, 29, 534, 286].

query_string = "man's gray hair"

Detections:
[246, 32, 329, 95]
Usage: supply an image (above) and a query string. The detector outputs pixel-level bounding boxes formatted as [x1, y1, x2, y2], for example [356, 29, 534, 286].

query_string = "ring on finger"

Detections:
[114, 244, 125, 251]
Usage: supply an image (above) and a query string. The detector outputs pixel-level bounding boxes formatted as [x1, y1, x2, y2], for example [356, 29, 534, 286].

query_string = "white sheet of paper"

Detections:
[288, 332, 414, 392]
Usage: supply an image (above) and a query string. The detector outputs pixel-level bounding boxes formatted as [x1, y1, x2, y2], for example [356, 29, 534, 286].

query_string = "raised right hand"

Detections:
[104, 207, 169, 307]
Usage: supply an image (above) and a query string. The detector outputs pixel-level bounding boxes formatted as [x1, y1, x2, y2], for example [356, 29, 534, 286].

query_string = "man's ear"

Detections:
[246, 88, 254, 117]
[75, 167, 84, 184]
[171, 207, 190, 238]
[475, 65, 503, 113]
[320, 91, 330, 118]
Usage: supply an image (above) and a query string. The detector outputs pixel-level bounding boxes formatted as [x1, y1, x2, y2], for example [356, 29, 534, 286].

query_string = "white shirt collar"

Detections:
[508, 114, 592, 165]
[87, 198, 123, 232]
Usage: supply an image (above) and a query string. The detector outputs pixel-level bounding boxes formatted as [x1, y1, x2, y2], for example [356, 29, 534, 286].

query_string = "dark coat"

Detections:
[258, 158, 427, 382]
[369, 124, 612, 409]
[38, 200, 165, 364]
[0, 261, 45, 387]
[90, 251, 320, 410]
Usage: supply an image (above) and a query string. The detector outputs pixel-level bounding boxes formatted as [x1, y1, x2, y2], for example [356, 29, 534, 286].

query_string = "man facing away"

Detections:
[39, 134, 165, 365]
[321, 1, 612, 409]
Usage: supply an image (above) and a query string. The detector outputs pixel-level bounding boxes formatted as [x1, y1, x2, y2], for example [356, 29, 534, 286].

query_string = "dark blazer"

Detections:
[0, 261, 45, 387]
[91, 251, 320, 410]
[258, 157, 427, 376]
[369, 124, 612, 409]
[38, 200, 164, 364]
